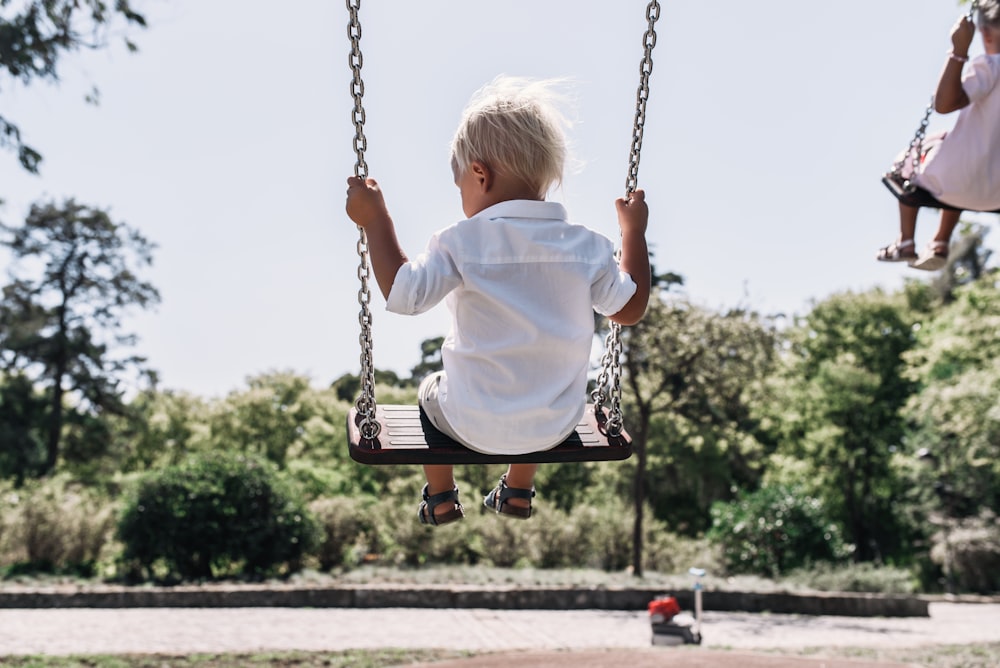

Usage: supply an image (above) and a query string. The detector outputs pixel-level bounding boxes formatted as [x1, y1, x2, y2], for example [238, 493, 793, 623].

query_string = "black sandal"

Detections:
[417, 484, 465, 526]
[484, 474, 535, 519]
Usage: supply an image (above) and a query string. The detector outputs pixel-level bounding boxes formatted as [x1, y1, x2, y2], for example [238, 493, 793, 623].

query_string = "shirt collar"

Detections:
[475, 199, 567, 222]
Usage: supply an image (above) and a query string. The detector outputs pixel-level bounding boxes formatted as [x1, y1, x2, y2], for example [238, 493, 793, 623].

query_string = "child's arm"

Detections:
[935, 15, 975, 114]
[346, 176, 407, 300]
[609, 189, 650, 326]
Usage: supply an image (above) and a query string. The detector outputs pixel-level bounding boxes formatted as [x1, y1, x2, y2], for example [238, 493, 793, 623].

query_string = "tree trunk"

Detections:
[44, 370, 63, 475]
[631, 410, 650, 577]
[43, 302, 70, 475]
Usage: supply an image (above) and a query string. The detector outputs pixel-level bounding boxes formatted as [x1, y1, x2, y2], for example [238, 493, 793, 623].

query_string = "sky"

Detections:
[1, 0, 995, 399]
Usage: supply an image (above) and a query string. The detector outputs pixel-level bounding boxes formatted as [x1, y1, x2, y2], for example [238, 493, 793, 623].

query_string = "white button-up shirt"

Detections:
[386, 200, 637, 455]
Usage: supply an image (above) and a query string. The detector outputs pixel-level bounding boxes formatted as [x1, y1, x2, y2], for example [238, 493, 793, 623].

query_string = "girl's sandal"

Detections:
[484, 474, 535, 519]
[417, 484, 465, 526]
[875, 239, 916, 262]
[909, 240, 949, 271]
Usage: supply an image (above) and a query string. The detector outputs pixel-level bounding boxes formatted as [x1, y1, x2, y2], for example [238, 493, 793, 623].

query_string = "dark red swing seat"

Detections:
[347, 404, 631, 465]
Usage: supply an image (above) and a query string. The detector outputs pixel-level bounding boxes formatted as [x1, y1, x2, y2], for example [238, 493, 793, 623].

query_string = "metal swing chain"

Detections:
[891, 98, 934, 193]
[347, 0, 380, 440]
[592, 0, 660, 438]
[891, 0, 978, 191]
[625, 0, 661, 196]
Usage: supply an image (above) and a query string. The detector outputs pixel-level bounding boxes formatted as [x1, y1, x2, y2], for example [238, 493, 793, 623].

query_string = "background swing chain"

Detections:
[595, 0, 660, 438]
[890, 98, 933, 193]
[347, 0, 380, 440]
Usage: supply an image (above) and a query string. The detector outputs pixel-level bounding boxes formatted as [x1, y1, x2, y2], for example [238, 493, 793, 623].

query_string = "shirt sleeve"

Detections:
[385, 231, 463, 315]
[962, 54, 1000, 104]
[591, 251, 638, 317]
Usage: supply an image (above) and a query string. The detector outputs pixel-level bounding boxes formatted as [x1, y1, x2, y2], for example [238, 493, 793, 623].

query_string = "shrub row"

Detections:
[1, 455, 997, 593]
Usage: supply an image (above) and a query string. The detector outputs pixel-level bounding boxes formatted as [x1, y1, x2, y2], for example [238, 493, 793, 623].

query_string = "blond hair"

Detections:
[450, 76, 570, 198]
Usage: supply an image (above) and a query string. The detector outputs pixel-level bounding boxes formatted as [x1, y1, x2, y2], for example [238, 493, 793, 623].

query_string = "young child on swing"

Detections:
[345, 76, 651, 525]
[876, 1, 1000, 271]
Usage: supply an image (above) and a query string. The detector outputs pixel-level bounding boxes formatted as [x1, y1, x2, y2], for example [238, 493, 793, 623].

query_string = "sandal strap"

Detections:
[499, 485, 535, 503]
[419, 484, 464, 526]
[487, 474, 535, 518]
[423, 484, 459, 508]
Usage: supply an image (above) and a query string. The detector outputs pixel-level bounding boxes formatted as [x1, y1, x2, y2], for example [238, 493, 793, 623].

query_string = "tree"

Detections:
[761, 289, 923, 563]
[0, 371, 46, 482]
[1, 0, 147, 172]
[0, 199, 159, 476]
[618, 295, 777, 576]
[209, 372, 316, 467]
[409, 336, 444, 385]
[103, 387, 212, 473]
[928, 223, 993, 304]
[709, 484, 849, 577]
[903, 279, 1000, 518]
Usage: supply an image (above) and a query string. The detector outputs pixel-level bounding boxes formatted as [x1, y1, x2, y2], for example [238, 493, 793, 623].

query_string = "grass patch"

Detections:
[762, 642, 1000, 668]
[3, 645, 1000, 667]
[1, 564, 947, 596]
[0, 649, 475, 667]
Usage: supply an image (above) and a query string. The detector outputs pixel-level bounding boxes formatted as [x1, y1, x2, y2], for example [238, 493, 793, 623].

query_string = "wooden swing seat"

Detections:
[882, 173, 1000, 214]
[347, 404, 632, 465]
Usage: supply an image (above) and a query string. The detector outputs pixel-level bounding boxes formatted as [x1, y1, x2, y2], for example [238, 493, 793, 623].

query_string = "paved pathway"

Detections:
[0, 602, 997, 660]
[408, 649, 917, 668]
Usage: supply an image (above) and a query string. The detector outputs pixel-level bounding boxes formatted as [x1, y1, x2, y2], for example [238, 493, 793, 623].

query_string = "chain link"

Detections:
[347, 0, 379, 440]
[889, 97, 933, 194]
[595, 0, 660, 438]
[624, 0, 660, 196]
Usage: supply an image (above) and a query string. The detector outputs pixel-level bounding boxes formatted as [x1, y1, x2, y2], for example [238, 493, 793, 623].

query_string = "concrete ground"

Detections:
[0, 602, 997, 665]
[409, 649, 917, 668]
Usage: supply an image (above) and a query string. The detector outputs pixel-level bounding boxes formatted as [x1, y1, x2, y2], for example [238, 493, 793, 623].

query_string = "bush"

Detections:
[708, 484, 850, 577]
[117, 452, 320, 580]
[0, 475, 115, 576]
[784, 562, 918, 594]
[308, 495, 375, 569]
[527, 498, 635, 571]
[931, 511, 1000, 593]
[362, 477, 485, 567]
[644, 530, 722, 577]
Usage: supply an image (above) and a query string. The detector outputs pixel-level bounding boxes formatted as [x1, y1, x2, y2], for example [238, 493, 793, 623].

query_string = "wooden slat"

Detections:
[347, 404, 631, 465]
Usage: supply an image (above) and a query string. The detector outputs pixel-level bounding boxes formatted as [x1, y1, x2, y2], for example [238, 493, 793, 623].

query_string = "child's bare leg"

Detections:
[503, 463, 538, 510]
[933, 209, 962, 244]
[423, 464, 460, 518]
[898, 202, 919, 243]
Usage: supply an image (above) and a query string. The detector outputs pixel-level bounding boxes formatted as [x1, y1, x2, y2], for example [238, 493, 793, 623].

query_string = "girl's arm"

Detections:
[936, 16, 976, 113]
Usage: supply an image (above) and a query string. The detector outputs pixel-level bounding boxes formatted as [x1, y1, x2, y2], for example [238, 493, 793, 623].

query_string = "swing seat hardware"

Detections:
[881, 173, 1000, 213]
[881, 172, 960, 211]
[347, 404, 632, 465]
